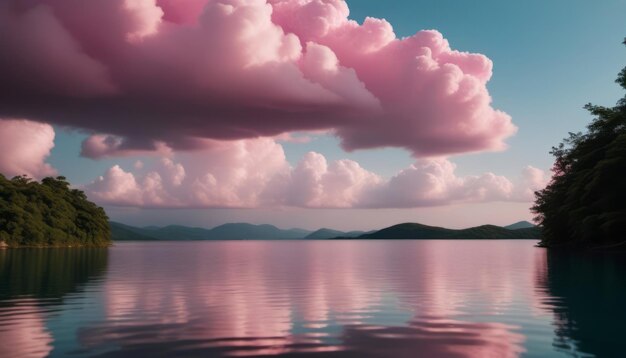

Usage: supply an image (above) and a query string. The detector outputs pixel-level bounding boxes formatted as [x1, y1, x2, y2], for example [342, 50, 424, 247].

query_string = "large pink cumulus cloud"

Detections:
[0, 0, 515, 158]
[0, 119, 57, 179]
[86, 139, 548, 209]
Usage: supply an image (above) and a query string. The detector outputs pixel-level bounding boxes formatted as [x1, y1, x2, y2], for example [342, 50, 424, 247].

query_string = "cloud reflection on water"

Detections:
[78, 241, 540, 357]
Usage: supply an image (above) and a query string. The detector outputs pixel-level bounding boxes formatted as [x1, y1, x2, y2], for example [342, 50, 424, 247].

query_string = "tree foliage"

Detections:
[532, 39, 626, 248]
[0, 174, 111, 247]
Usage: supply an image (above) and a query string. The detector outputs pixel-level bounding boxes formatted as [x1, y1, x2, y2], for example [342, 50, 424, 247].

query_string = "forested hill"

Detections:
[0, 175, 111, 248]
[532, 39, 626, 249]
[353, 223, 540, 240]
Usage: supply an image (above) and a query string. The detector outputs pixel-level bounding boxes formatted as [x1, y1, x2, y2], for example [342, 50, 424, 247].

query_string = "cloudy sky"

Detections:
[0, 0, 624, 230]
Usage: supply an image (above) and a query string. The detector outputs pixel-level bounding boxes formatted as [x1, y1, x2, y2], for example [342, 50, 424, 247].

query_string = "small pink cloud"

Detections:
[1, 0, 515, 158]
[516, 166, 550, 201]
[80, 134, 174, 159]
[272, 132, 313, 144]
[88, 165, 145, 206]
[0, 119, 57, 179]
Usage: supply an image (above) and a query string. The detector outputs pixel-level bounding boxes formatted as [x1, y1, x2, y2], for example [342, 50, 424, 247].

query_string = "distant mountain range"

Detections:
[304, 228, 373, 240]
[110, 222, 312, 241]
[504, 221, 536, 230]
[110, 220, 539, 241]
[355, 222, 539, 240]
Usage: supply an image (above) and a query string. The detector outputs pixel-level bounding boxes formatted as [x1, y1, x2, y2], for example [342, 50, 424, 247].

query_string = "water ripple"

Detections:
[1, 241, 625, 357]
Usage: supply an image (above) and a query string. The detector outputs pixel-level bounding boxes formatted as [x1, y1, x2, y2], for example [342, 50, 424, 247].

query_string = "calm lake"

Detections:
[1, 240, 624, 357]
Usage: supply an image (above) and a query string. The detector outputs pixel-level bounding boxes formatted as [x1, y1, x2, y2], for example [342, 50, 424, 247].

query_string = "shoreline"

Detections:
[0, 241, 111, 249]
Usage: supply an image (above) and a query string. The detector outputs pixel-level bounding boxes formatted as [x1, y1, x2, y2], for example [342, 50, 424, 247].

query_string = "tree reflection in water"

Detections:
[0, 248, 109, 358]
[0, 248, 109, 300]
[538, 250, 626, 357]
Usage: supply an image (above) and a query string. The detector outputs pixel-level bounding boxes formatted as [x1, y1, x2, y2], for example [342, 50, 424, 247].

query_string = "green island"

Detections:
[0, 175, 111, 248]
[532, 39, 626, 250]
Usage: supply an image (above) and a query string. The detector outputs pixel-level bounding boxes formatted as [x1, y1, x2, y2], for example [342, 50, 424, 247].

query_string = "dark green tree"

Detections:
[0, 174, 111, 247]
[532, 39, 626, 249]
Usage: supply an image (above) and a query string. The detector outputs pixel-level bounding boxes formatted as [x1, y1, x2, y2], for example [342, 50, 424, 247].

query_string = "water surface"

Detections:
[1, 240, 624, 357]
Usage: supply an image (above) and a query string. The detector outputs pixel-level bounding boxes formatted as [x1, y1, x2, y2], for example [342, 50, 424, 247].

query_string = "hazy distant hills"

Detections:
[304, 228, 371, 240]
[504, 221, 536, 230]
[111, 221, 539, 241]
[357, 223, 540, 240]
[110, 222, 312, 241]
[110, 222, 160, 241]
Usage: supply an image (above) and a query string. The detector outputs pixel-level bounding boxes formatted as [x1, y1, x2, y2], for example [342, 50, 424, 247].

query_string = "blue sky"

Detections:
[44, 0, 625, 230]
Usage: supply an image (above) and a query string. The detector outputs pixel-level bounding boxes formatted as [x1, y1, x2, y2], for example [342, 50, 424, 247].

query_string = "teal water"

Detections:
[0, 240, 624, 357]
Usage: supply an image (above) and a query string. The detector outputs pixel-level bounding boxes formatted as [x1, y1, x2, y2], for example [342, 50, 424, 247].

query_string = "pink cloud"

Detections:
[156, 0, 209, 24]
[0, 0, 515, 158]
[87, 138, 289, 207]
[517, 165, 550, 201]
[85, 139, 546, 209]
[80, 133, 175, 159]
[272, 132, 314, 143]
[0, 119, 57, 179]
[276, 152, 382, 208]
